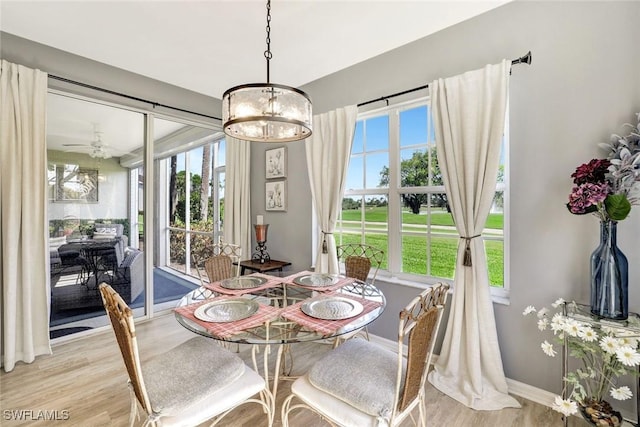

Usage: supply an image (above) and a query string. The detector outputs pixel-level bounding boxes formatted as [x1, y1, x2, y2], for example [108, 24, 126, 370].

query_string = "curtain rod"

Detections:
[357, 51, 532, 108]
[48, 74, 222, 121]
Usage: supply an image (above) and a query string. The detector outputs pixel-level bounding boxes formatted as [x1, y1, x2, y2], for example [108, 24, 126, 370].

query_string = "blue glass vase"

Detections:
[590, 220, 629, 320]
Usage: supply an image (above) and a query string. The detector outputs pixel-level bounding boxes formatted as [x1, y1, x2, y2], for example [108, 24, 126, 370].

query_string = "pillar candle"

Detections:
[256, 215, 263, 225]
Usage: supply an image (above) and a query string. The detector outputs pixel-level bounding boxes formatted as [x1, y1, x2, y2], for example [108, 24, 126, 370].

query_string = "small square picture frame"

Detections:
[265, 146, 287, 179]
[265, 180, 287, 211]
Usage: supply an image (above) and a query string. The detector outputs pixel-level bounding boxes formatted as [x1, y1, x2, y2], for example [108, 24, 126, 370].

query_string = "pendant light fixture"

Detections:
[222, 0, 312, 143]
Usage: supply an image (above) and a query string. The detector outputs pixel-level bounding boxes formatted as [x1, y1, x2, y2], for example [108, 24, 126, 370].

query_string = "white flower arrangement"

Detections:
[524, 299, 640, 417]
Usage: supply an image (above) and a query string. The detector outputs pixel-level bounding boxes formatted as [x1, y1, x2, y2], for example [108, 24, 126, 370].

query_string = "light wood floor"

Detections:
[1, 314, 589, 426]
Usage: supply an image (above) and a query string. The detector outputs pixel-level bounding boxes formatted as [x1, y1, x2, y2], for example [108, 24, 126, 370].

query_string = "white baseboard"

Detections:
[505, 378, 555, 408]
[369, 333, 555, 409]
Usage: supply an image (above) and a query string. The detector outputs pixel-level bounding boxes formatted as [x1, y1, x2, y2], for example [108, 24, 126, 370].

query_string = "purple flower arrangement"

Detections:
[567, 114, 640, 222]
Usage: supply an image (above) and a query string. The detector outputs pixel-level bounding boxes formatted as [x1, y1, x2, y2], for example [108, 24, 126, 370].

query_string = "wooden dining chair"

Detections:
[99, 283, 274, 427]
[281, 283, 450, 427]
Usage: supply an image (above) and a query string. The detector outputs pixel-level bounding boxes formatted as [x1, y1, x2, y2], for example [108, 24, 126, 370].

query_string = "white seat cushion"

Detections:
[292, 375, 382, 427]
[157, 365, 266, 427]
[142, 336, 245, 415]
[307, 338, 404, 419]
[93, 231, 117, 240]
[49, 236, 67, 249]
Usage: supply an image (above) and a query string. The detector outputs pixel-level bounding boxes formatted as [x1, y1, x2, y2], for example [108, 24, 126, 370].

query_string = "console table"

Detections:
[562, 302, 640, 426]
[236, 259, 291, 275]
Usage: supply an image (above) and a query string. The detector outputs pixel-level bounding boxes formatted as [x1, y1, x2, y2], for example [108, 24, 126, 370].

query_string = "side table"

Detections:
[562, 302, 640, 426]
[236, 259, 291, 275]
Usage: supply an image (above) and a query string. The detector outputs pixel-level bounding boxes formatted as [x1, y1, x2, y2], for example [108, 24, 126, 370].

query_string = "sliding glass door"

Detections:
[47, 92, 224, 338]
[152, 117, 225, 311]
[47, 92, 146, 338]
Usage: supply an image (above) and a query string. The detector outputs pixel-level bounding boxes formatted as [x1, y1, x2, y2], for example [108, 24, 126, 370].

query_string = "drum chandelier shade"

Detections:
[222, 83, 312, 143]
[222, 0, 312, 143]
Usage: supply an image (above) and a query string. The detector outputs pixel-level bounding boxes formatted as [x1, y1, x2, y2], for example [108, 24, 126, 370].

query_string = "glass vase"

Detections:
[590, 220, 628, 320]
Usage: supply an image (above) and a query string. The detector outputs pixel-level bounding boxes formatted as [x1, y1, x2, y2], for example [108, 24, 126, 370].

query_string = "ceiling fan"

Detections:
[62, 131, 120, 159]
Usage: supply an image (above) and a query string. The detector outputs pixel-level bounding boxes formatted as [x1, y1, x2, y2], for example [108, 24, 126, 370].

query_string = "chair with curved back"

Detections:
[192, 242, 242, 285]
[99, 283, 273, 427]
[336, 243, 384, 285]
[281, 283, 450, 427]
[335, 243, 385, 343]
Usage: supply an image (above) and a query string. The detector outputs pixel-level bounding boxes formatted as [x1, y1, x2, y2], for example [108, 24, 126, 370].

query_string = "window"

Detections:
[153, 118, 225, 280]
[337, 99, 507, 290]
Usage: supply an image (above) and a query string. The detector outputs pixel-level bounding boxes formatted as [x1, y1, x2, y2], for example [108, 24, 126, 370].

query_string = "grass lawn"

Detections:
[339, 206, 504, 286]
[341, 207, 503, 229]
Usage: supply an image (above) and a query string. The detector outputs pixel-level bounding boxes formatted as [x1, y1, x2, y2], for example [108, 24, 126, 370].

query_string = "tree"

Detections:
[169, 155, 178, 223]
[493, 165, 505, 210]
[342, 197, 360, 210]
[200, 144, 211, 221]
[379, 147, 449, 214]
[174, 171, 205, 223]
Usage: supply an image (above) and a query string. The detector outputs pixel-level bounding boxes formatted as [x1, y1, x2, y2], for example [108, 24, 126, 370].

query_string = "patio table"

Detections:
[174, 271, 386, 397]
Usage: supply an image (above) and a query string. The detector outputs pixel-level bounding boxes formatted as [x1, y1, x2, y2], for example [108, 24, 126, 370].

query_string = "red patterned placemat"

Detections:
[174, 295, 281, 338]
[280, 292, 383, 336]
[283, 270, 356, 292]
[203, 272, 283, 296]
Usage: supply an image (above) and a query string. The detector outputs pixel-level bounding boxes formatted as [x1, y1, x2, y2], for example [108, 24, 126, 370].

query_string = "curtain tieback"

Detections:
[321, 231, 333, 254]
[460, 234, 481, 267]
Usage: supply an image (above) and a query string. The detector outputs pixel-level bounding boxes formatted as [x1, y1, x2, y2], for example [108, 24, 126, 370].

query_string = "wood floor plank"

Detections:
[1, 314, 587, 426]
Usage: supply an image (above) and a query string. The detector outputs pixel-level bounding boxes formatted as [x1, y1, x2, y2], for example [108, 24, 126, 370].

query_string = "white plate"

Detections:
[194, 299, 259, 323]
[293, 273, 339, 287]
[301, 296, 364, 320]
[220, 276, 267, 290]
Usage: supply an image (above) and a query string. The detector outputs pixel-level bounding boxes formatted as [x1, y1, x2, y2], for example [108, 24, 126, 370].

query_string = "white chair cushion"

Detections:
[49, 236, 67, 249]
[142, 337, 245, 415]
[307, 338, 404, 419]
[292, 375, 382, 427]
[93, 231, 117, 240]
[157, 365, 266, 427]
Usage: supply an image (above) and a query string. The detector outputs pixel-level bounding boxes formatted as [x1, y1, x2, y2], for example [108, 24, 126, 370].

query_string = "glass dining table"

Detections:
[174, 270, 386, 397]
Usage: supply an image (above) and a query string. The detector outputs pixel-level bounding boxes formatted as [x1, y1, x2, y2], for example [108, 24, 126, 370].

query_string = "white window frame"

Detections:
[338, 97, 509, 300]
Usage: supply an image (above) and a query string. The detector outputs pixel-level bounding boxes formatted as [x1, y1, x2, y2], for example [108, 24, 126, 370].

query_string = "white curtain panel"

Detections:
[427, 60, 520, 410]
[223, 137, 251, 260]
[0, 60, 51, 372]
[305, 105, 357, 274]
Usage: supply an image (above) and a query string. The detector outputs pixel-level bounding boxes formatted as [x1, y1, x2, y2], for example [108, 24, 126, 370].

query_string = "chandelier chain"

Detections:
[264, 0, 272, 83]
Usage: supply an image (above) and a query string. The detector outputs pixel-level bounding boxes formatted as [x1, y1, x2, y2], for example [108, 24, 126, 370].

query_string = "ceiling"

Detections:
[3, 1, 509, 157]
[1, 0, 509, 99]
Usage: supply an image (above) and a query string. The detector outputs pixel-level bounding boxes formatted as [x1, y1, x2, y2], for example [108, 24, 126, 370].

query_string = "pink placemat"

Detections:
[280, 292, 383, 336]
[203, 272, 283, 296]
[283, 270, 356, 292]
[174, 296, 281, 338]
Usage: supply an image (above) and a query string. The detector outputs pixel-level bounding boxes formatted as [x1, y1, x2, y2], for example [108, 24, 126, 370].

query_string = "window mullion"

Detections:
[387, 109, 401, 274]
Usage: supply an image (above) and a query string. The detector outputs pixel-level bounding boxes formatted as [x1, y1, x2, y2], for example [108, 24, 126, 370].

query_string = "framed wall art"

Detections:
[54, 164, 99, 203]
[265, 180, 287, 211]
[265, 146, 287, 179]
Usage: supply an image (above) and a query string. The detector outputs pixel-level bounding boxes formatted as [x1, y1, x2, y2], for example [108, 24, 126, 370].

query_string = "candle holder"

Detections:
[252, 224, 271, 264]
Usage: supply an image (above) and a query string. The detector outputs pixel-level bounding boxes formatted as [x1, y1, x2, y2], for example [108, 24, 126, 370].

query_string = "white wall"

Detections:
[47, 150, 128, 220]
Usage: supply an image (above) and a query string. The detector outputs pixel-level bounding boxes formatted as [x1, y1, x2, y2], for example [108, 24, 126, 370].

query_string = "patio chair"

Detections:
[99, 283, 273, 427]
[281, 283, 450, 427]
